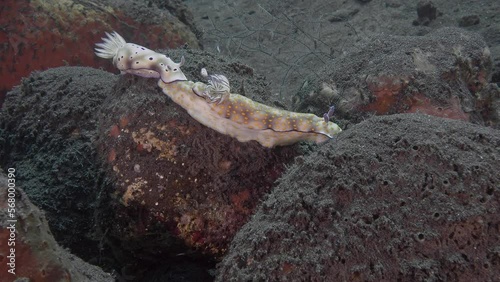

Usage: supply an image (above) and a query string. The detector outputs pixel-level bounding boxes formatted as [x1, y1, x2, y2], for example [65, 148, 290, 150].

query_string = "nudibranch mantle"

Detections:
[95, 32, 187, 83]
[159, 80, 342, 147]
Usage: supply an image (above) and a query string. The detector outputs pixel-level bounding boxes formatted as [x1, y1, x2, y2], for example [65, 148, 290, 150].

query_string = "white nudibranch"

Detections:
[95, 32, 342, 147]
[94, 31, 187, 83]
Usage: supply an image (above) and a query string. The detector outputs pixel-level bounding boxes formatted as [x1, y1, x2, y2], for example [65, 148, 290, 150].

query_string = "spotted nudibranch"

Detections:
[95, 32, 187, 83]
[95, 32, 342, 147]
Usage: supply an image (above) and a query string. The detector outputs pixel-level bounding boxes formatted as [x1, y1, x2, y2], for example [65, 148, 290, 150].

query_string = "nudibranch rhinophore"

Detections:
[95, 32, 342, 147]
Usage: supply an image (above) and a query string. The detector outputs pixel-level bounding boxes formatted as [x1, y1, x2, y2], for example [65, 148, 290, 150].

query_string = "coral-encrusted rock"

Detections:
[0, 49, 298, 278]
[0, 0, 200, 104]
[0, 67, 116, 262]
[0, 170, 114, 282]
[96, 49, 298, 258]
[293, 27, 499, 128]
[217, 114, 500, 281]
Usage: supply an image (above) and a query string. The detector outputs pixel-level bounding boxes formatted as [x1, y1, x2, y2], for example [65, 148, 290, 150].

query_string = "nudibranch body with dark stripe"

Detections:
[95, 32, 342, 148]
[162, 79, 341, 147]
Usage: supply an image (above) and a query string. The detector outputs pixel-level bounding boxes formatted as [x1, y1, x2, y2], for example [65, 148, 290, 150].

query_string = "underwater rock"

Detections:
[293, 27, 499, 128]
[0, 49, 299, 279]
[413, 0, 440, 26]
[0, 170, 114, 282]
[458, 15, 481, 27]
[96, 49, 298, 258]
[0, 0, 200, 105]
[217, 113, 500, 281]
[0, 67, 117, 262]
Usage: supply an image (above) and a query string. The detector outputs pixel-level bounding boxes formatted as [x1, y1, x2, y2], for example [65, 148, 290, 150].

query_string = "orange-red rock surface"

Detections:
[0, 0, 199, 105]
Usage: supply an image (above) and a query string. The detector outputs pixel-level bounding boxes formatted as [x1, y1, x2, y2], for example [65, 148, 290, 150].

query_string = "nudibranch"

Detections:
[95, 32, 187, 83]
[95, 32, 342, 147]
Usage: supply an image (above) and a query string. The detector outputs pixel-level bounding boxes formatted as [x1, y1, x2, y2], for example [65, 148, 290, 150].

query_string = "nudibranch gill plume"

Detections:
[95, 32, 342, 148]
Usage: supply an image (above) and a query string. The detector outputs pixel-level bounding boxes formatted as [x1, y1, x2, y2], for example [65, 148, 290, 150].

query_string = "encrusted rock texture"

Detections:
[0, 67, 116, 262]
[0, 170, 114, 282]
[2, 1, 500, 280]
[0, 0, 200, 104]
[293, 27, 500, 128]
[217, 114, 500, 281]
[96, 48, 297, 259]
[0, 49, 296, 279]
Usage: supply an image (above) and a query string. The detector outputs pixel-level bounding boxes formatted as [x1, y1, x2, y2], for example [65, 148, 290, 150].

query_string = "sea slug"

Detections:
[95, 32, 342, 147]
[95, 32, 186, 83]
